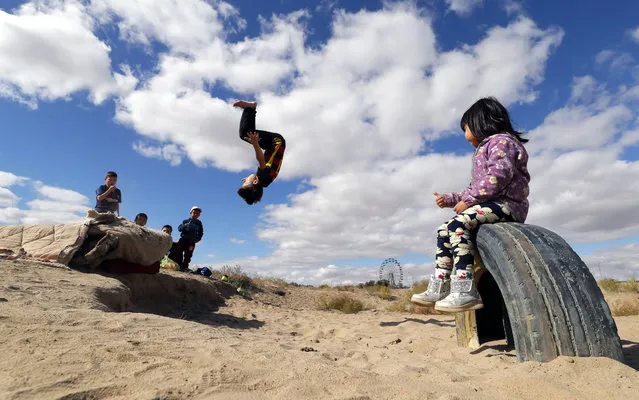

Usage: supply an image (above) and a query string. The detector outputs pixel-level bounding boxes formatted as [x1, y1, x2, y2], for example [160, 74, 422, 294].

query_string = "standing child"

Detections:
[171, 207, 204, 271]
[233, 100, 286, 205]
[411, 97, 530, 312]
[94, 171, 122, 216]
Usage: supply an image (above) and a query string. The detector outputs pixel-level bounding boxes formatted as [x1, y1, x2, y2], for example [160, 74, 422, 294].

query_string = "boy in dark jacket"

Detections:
[170, 206, 204, 271]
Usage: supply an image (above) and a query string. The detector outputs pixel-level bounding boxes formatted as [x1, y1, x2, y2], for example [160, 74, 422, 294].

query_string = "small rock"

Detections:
[389, 338, 401, 345]
[301, 347, 317, 352]
[0, 298, 8, 302]
[568, 359, 575, 363]
[290, 331, 299, 336]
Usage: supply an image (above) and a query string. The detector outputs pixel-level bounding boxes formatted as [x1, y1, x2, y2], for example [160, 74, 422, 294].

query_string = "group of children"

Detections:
[91, 96, 531, 313]
[93, 170, 205, 271]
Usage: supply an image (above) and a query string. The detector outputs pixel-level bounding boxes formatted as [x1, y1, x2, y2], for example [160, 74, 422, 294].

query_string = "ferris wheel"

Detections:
[378, 258, 404, 288]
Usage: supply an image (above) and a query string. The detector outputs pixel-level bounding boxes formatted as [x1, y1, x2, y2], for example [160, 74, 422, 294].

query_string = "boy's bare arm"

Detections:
[248, 132, 266, 169]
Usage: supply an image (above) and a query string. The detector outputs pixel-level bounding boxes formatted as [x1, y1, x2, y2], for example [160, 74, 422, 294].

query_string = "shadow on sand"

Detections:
[88, 269, 264, 330]
[379, 317, 455, 328]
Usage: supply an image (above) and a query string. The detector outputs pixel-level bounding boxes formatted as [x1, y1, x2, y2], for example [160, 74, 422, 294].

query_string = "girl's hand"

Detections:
[453, 201, 469, 214]
[433, 192, 446, 208]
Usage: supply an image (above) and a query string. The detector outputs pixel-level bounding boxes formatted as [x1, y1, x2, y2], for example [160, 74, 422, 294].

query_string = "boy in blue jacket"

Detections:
[170, 206, 204, 271]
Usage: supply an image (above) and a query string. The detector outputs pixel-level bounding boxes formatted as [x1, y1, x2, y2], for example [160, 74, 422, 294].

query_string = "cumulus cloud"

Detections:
[0, 172, 27, 208]
[132, 142, 185, 166]
[89, 0, 243, 53]
[114, 4, 562, 178]
[0, 0, 137, 108]
[631, 26, 639, 43]
[0, 171, 90, 225]
[229, 237, 246, 244]
[444, 0, 484, 16]
[2, 2, 638, 284]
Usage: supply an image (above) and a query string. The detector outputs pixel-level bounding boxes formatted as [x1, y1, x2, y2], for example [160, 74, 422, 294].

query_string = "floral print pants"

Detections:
[435, 202, 514, 276]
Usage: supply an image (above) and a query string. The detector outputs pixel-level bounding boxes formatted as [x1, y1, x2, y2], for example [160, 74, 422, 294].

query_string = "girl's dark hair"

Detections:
[135, 213, 148, 220]
[460, 97, 528, 143]
[162, 224, 172, 231]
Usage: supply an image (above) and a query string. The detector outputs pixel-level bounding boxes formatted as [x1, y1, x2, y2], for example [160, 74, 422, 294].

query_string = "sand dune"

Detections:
[1, 260, 638, 400]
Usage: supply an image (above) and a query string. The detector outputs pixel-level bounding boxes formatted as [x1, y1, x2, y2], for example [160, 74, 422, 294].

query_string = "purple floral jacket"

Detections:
[442, 133, 530, 222]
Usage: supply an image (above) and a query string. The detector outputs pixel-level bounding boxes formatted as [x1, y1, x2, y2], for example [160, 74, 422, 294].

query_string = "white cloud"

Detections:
[444, 0, 484, 16]
[3, 2, 639, 284]
[595, 50, 635, 72]
[34, 182, 90, 205]
[0, 188, 20, 208]
[115, 6, 562, 177]
[583, 243, 639, 280]
[0, 0, 137, 108]
[132, 142, 185, 166]
[0, 171, 90, 225]
[0, 171, 27, 208]
[631, 26, 639, 43]
[0, 171, 28, 187]
[89, 0, 242, 53]
[229, 237, 246, 244]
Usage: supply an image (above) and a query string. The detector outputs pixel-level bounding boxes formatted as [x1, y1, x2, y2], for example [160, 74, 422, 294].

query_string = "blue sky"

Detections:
[1, 0, 638, 284]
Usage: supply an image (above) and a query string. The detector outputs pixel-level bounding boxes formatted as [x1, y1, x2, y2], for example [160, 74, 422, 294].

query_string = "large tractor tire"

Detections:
[475, 222, 624, 363]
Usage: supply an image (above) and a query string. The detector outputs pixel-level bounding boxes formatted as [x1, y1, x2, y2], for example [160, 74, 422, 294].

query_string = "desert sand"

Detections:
[1, 259, 638, 400]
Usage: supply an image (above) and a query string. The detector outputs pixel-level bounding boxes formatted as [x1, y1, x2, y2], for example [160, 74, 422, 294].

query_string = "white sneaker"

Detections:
[434, 270, 483, 312]
[411, 274, 450, 306]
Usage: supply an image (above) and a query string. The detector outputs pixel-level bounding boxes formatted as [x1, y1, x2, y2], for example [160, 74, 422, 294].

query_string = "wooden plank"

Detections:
[455, 310, 480, 348]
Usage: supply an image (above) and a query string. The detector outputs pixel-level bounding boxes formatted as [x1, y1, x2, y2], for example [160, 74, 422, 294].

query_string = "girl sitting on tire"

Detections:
[412, 97, 531, 312]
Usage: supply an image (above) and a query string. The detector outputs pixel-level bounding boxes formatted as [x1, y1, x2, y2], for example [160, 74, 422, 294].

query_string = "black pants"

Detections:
[169, 238, 196, 270]
[239, 108, 285, 149]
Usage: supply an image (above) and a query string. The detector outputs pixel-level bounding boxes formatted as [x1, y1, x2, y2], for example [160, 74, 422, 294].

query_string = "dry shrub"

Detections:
[599, 279, 621, 292]
[610, 300, 639, 316]
[219, 265, 253, 289]
[318, 294, 365, 314]
[319, 284, 330, 290]
[336, 285, 356, 292]
[257, 277, 289, 287]
[599, 278, 639, 293]
[261, 277, 290, 286]
[365, 285, 393, 300]
[621, 278, 639, 293]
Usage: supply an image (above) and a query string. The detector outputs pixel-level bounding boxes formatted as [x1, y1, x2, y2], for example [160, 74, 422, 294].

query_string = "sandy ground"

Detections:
[1, 260, 638, 400]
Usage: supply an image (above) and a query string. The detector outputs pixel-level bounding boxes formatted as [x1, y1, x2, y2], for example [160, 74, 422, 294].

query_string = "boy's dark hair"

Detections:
[135, 213, 148, 220]
[460, 97, 528, 144]
[106, 171, 118, 178]
[237, 184, 263, 205]
[162, 224, 172, 232]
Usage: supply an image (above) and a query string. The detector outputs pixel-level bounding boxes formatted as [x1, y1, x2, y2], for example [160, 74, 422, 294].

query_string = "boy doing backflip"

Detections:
[233, 100, 286, 205]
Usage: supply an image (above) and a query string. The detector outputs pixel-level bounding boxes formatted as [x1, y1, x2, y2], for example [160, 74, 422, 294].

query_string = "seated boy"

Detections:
[233, 100, 286, 205]
[95, 171, 122, 216]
